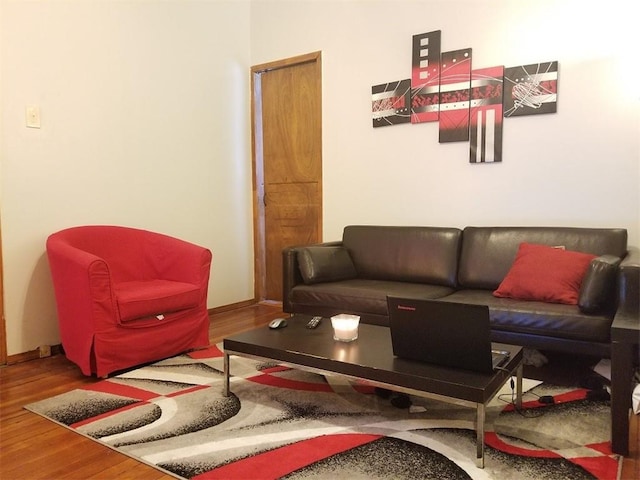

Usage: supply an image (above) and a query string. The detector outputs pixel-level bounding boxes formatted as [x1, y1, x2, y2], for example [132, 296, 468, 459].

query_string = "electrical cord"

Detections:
[497, 376, 548, 418]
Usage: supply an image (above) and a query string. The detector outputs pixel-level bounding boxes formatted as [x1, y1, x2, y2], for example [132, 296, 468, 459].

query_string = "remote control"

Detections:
[306, 316, 322, 329]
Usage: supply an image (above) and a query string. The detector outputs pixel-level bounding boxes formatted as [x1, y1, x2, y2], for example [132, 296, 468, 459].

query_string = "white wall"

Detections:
[0, 0, 253, 356]
[251, 0, 640, 242]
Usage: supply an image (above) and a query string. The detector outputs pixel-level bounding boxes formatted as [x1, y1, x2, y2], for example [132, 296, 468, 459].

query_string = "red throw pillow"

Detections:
[493, 243, 596, 305]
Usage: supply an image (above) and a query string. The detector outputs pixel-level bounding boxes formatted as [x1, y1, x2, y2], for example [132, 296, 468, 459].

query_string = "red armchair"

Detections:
[46, 225, 212, 377]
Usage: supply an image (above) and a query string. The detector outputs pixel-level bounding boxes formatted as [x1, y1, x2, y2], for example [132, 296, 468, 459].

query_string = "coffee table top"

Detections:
[224, 315, 522, 404]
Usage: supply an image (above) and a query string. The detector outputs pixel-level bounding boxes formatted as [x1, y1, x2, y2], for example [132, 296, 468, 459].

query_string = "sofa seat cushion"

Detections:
[290, 279, 455, 316]
[443, 289, 612, 343]
[116, 280, 201, 322]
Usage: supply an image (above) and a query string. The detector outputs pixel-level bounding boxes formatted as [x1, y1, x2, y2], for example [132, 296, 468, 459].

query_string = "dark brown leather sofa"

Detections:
[283, 225, 639, 358]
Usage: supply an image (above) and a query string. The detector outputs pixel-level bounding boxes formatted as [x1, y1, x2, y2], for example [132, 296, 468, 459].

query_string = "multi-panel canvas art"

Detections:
[370, 29, 558, 162]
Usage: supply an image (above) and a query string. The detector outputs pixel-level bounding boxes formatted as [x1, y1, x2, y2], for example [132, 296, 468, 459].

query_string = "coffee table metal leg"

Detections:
[476, 366, 521, 469]
[476, 403, 485, 468]
[516, 363, 523, 409]
[223, 353, 230, 396]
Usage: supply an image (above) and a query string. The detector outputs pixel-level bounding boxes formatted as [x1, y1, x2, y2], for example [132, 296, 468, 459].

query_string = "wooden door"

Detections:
[252, 52, 322, 302]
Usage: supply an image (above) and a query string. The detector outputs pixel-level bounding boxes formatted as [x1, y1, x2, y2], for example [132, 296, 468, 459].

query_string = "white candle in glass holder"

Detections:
[331, 314, 360, 342]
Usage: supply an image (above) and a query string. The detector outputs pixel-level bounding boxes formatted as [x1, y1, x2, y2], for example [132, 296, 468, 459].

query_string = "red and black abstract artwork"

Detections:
[371, 28, 558, 163]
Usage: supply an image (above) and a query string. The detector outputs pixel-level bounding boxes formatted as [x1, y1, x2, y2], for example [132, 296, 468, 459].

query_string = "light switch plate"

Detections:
[26, 106, 41, 128]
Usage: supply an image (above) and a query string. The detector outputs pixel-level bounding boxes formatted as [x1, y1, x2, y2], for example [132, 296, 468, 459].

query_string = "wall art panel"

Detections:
[410, 30, 441, 124]
[439, 48, 472, 143]
[504, 61, 558, 117]
[470, 65, 504, 163]
[372, 79, 411, 127]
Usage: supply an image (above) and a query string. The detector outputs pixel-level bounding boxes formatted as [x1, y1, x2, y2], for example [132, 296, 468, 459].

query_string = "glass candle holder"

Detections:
[330, 314, 360, 342]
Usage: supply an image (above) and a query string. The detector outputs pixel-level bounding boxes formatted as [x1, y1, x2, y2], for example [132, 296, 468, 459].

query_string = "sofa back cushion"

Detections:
[297, 246, 357, 284]
[341, 225, 462, 287]
[458, 226, 628, 290]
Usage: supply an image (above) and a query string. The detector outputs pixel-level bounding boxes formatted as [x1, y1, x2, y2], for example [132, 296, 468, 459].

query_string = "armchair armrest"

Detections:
[282, 241, 342, 313]
[46, 238, 116, 375]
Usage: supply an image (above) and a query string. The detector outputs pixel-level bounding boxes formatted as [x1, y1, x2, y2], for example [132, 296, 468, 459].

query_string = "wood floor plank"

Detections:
[85, 457, 169, 480]
[1, 303, 637, 479]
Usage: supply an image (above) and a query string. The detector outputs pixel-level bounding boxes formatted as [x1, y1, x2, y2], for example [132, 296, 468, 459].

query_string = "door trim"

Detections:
[0, 220, 6, 365]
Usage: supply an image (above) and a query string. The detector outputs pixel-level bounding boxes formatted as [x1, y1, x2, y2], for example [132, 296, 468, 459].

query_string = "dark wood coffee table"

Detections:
[223, 314, 523, 468]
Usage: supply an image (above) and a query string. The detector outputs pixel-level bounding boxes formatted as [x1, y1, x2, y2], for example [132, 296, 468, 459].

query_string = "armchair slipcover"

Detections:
[46, 225, 212, 376]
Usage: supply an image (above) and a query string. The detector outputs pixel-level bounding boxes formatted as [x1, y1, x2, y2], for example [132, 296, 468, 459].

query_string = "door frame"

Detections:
[251, 51, 322, 303]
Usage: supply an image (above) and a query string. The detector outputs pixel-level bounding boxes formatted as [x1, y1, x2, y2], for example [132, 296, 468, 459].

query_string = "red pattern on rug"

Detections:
[195, 433, 383, 479]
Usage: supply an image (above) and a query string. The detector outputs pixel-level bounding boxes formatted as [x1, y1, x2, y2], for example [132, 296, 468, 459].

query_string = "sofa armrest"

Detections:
[613, 246, 640, 333]
[282, 241, 342, 312]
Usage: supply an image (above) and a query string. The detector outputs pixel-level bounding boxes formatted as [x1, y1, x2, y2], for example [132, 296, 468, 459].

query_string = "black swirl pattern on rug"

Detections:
[282, 436, 473, 480]
[37, 395, 139, 426]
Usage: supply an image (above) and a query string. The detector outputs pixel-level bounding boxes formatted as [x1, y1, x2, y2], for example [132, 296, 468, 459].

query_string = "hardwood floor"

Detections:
[1, 303, 638, 479]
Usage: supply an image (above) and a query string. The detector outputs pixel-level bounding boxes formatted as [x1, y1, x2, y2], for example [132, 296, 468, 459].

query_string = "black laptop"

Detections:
[387, 297, 510, 374]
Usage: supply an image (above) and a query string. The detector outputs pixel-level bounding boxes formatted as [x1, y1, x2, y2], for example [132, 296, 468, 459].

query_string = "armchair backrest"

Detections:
[47, 225, 211, 284]
[50, 226, 144, 282]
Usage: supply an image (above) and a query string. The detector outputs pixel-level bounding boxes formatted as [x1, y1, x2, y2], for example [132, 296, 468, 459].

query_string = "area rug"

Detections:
[25, 344, 620, 480]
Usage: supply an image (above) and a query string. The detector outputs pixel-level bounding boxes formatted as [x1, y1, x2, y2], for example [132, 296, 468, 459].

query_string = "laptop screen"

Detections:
[387, 297, 506, 373]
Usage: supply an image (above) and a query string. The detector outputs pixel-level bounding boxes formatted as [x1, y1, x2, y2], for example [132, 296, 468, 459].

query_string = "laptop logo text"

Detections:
[397, 305, 416, 311]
